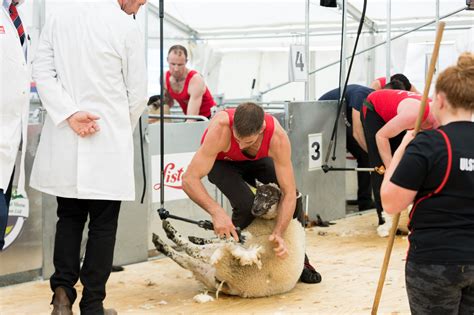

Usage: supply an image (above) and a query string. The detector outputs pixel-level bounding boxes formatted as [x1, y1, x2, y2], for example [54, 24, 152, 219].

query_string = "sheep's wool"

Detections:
[210, 248, 224, 265]
[230, 244, 264, 269]
[193, 293, 215, 303]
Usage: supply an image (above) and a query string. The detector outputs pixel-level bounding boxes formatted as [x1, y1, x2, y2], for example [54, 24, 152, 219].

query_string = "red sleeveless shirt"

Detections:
[202, 109, 275, 161]
[165, 70, 216, 118]
[376, 76, 387, 88]
[366, 89, 430, 123]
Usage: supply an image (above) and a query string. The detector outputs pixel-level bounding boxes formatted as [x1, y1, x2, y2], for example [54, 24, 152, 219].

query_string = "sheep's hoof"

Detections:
[152, 233, 167, 254]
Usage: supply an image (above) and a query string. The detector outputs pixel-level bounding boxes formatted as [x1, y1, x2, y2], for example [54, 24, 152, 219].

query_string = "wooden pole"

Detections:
[371, 21, 446, 315]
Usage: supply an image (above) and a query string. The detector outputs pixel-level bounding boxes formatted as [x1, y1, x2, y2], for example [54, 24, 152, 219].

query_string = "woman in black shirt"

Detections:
[381, 52, 474, 314]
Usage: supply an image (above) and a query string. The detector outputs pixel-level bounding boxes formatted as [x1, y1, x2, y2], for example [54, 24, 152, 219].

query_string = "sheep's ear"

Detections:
[255, 179, 263, 187]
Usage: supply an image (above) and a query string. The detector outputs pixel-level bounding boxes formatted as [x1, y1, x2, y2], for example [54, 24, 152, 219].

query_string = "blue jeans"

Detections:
[0, 170, 14, 250]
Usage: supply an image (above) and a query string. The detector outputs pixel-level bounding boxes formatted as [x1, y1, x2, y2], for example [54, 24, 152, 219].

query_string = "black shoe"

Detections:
[300, 254, 322, 284]
[359, 200, 376, 211]
[378, 216, 386, 225]
[111, 265, 124, 272]
[300, 266, 322, 284]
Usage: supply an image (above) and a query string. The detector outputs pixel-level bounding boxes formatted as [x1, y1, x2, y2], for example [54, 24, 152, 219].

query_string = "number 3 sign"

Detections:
[308, 133, 322, 171]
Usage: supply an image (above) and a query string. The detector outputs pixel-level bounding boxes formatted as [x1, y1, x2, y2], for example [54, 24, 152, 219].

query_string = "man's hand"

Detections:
[67, 111, 100, 137]
[211, 209, 239, 241]
[269, 233, 288, 258]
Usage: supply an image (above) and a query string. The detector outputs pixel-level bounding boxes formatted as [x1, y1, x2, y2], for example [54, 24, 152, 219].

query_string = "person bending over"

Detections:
[319, 84, 375, 211]
[360, 88, 438, 225]
[182, 102, 322, 283]
[370, 73, 420, 93]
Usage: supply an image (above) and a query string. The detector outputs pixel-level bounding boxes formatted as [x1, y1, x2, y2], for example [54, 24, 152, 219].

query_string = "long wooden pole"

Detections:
[371, 21, 446, 315]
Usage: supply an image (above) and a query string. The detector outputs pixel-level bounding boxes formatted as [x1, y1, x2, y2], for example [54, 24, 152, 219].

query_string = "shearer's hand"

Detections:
[269, 233, 288, 258]
[211, 210, 239, 242]
[67, 111, 101, 137]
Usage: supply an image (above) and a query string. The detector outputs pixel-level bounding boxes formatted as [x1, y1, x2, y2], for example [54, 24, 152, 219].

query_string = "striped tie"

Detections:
[9, 3, 25, 46]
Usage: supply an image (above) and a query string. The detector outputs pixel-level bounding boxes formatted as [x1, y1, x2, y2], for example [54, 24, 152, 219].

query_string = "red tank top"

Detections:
[366, 89, 430, 123]
[165, 70, 216, 118]
[202, 109, 275, 161]
[376, 77, 387, 88]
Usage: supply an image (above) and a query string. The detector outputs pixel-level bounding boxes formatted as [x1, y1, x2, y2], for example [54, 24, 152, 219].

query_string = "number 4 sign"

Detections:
[289, 45, 307, 82]
[308, 133, 322, 171]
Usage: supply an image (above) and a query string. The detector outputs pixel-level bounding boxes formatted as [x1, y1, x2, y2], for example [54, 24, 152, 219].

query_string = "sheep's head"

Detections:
[251, 181, 281, 219]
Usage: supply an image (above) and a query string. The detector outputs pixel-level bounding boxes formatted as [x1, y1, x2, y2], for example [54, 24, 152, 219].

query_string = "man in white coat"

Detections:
[0, 0, 30, 251]
[32, 0, 147, 314]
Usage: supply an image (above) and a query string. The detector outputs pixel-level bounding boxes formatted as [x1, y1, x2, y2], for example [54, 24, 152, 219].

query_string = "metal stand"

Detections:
[322, 0, 367, 169]
[157, 0, 166, 215]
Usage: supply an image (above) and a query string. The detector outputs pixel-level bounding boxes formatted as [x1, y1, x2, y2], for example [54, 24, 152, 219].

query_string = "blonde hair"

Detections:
[435, 52, 474, 111]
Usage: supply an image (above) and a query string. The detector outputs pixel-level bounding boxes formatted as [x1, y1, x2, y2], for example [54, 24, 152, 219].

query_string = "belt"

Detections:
[363, 100, 375, 111]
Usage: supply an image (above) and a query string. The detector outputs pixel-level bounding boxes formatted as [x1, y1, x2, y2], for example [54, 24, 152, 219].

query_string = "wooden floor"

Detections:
[0, 211, 411, 314]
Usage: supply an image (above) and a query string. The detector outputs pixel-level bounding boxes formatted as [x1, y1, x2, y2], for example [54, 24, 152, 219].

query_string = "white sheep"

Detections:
[152, 182, 305, 298]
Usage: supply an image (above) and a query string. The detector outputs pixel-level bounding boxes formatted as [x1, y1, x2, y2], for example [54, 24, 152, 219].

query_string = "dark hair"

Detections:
[436, 52, 474, 111]
[383, 80, 406, 90]
[168, 45, 188, 59]
[147, 91, 171, 110]
[233, 102, 265, 137]
[390, 73, 411, 91]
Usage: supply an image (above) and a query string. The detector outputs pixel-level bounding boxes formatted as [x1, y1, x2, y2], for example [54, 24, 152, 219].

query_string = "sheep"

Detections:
[152, 182, 305, 298]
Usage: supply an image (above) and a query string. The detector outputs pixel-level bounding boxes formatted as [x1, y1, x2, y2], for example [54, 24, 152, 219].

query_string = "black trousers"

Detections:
[346, 126, 372, 208]
[0, 169, 14, 250]
[207, 157, 304, 229]
[361, 106, 404, 222]
[50, 197, 121, 315]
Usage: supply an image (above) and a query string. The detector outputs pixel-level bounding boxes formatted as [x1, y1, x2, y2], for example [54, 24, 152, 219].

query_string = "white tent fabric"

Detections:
[18, 0, 474, 101]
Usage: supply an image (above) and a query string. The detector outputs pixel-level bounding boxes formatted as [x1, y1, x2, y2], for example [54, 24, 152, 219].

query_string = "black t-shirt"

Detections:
[391, 121, 474, 264]
[319, 84, 374, 124]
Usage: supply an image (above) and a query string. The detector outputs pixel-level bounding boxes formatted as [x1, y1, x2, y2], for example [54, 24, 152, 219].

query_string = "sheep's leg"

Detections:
[162, 220, 221, 261]
[188, 235, 220, 245]
[152, 233, 218, 290]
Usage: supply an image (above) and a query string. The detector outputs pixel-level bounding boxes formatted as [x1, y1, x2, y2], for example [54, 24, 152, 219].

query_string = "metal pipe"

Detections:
[259, 6, 466, 96]
[150, 25, 471, 42]
[149, 114, 210, 121]
[340, 0, 347, 95]
[386, 0, 391, 81]
[324, 167, 377, 172]
[223, 105, 286, 111]
[159, 0, 165, 208]
[305, 0, 310, 101]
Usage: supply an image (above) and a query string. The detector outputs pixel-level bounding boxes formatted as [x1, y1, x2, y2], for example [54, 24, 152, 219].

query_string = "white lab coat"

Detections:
[0, 0, 30, 195]
[31, 0, 147, 201]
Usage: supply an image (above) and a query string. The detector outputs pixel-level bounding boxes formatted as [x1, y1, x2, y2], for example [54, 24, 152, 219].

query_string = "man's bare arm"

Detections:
[182, 113, 239, 240]
[268, 120, 297, 257]
[352, 109, 368, 152]
[370, 79, 382, 90]
[186, 75, 206, 119]
[375, 103, 418, 168]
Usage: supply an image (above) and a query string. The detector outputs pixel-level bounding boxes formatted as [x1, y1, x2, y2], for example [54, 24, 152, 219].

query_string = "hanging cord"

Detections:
[331, 2, 345, 162]
[133, 13, 147, 204]
[322, 0, 367, 171]
[139, 118, 147, 203]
